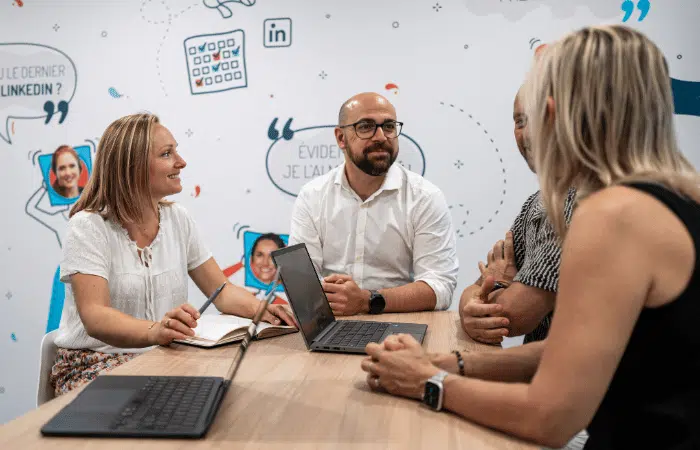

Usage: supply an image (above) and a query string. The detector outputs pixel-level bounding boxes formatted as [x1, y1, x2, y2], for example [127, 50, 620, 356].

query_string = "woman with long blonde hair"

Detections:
[51, 113, 296, 395]
[360, 25, 700, 449]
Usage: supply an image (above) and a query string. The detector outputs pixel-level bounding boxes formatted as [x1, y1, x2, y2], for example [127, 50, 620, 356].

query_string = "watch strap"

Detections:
[430, 370, 449, 384]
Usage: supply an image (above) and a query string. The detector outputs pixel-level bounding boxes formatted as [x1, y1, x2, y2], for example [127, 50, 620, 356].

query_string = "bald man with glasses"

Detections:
[289, 92, 459, 317]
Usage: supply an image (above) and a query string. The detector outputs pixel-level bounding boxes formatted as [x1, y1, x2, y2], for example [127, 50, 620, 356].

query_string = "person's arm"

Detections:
[439, 199, 651, 446]
[430, 340, 545, 382]
[364, 190, 659, 446]
[322, 187, 458, 315]
[63, 216, 194, 347]
[488, 283, 555, 336]
[180, 204, 296, 327]
[289, 189, 324, 274]
[408, 189, 459, 310]
[71, 273, 194, 347]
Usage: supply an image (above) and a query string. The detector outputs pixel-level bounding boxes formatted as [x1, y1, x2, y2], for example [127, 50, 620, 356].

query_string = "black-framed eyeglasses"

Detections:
[338, 120, 403, 139]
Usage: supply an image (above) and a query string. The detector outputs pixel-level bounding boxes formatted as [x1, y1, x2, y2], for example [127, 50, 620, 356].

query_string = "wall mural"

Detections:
[0, 0, 698, 424]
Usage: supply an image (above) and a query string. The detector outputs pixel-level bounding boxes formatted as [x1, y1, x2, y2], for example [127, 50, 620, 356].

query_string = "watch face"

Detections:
[423, 381, 441, 409]
[369, 292, 385, 314]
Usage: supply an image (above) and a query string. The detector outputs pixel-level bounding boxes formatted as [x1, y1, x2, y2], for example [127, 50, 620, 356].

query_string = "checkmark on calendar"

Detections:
[198, 43, 207, 52]
[195, 78, 203, 87]
[212, 63, 221, 72]
[232, 46, 240, 57]
[213, 51, 221, 61]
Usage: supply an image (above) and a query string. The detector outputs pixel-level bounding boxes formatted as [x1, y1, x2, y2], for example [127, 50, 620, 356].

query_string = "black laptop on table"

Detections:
[271, 243, 427, 354]
[40, 270, 283, 439]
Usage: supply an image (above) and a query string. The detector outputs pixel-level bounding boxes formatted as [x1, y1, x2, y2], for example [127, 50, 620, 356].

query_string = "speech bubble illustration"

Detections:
[266, 118, 426, 197]
[0, 43, 78, 144]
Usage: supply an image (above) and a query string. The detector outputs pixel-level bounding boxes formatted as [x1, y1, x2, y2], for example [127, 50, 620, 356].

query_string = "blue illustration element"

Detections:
[37, 144, 93, 207]
[0, 43, 78, 144]
[243, 231, 287, 292]
[265, 119, 426, 197]
[621, 0, 650, 22]
[202, 0, 256, 19]
[46, 266, 65, 333]
[10, 333, 17, 342]
[264, 18, 292, 48]
[42, 100, 69, 124]
[183, 30, 248, 95]
[672, 78, 700, 118]
[108, 87, 123, 98]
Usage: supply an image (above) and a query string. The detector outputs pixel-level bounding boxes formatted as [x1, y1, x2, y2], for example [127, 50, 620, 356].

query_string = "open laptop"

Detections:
[271, 243, 427, 354]
[40, 270, 283, 439]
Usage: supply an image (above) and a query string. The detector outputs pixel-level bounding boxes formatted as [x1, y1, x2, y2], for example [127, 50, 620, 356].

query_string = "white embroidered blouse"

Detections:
[54, 203, 212, 354]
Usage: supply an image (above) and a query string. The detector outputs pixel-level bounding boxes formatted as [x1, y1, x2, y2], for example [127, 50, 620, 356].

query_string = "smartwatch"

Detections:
[423, 370, 449, 411]
[368, 290, 385, 315]
[492, 281, 510, 292]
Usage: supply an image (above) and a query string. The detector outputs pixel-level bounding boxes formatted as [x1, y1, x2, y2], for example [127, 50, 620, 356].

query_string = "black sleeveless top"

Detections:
[585, 183, 700, 449]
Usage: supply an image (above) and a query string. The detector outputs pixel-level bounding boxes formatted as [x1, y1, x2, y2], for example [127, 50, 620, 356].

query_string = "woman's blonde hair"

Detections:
[521, 25, 699, 237]
[70, 113, 164, 224]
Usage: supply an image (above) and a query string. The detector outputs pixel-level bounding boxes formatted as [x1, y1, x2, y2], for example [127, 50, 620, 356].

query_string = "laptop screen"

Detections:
[271, 243, 335, 346]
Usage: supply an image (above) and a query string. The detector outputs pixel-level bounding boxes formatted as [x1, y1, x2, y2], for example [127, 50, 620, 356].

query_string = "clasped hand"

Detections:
[460, 231, 517, 344]
[360, 334, 440, 400]
[322, 274, 369, 316]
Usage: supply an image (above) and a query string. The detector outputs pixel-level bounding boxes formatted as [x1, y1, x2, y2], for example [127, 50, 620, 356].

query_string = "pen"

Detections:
[198, 282, 227, 315]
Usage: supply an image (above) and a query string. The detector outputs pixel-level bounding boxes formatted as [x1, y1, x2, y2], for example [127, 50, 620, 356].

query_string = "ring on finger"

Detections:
[374, 377, 381, 388]
[165, 318, 171, 328]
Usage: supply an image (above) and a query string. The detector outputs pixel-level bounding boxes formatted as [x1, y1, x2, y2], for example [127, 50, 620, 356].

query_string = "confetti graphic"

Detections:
[108, 87, 123, 98]
[11, 333, 17, 342]
[385, 83, 399, 95]
[192, 185, 201, 197]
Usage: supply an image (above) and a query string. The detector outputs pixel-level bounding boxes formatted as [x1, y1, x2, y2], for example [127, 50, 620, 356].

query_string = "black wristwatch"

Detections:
[368, 290, 385, 315]
[423, 371, 449, 411]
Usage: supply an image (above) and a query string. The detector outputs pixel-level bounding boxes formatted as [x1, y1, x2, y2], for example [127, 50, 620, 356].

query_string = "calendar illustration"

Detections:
[183, 29, 248, 95]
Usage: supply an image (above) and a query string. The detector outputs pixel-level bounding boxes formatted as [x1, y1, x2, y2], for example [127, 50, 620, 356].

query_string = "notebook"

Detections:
[175, 314, 296, 348]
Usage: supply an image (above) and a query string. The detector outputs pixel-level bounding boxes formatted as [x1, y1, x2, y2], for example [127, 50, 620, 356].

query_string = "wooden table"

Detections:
[0, 311, 537, 449]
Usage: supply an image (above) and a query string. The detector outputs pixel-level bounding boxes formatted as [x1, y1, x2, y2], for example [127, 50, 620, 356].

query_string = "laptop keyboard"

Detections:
[326, 322, 390, 348]
[111, 377, 217, 431]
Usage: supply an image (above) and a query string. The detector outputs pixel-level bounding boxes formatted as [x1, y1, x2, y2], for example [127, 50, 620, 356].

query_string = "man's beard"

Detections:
[348, 143, 397, 176]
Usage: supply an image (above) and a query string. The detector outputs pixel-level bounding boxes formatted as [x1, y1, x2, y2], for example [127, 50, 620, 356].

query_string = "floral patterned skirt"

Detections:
[50, 348, 138, 397]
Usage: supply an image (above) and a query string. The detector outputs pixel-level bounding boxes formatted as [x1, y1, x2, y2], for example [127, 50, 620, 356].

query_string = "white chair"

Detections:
[37, 329, 59, 406]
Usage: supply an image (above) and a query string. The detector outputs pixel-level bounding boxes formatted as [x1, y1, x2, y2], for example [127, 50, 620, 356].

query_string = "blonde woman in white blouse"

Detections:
[51, 113, 296, 395]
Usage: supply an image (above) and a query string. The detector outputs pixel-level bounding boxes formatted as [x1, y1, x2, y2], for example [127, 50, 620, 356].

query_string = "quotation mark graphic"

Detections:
[267, 118, 295, 140]
[43, 100, 69, 124]
[621, 0, 650, 22]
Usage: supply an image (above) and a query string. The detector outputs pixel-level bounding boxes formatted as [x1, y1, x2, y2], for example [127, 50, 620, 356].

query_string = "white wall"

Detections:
[1, 0, 699, 424]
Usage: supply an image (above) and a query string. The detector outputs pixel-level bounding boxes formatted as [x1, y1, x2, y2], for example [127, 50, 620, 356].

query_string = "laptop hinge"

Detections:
[312, 321, 340, 345]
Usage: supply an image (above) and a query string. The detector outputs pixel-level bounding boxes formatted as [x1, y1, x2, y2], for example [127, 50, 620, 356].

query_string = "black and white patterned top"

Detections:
[511, 188, 576, 343]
